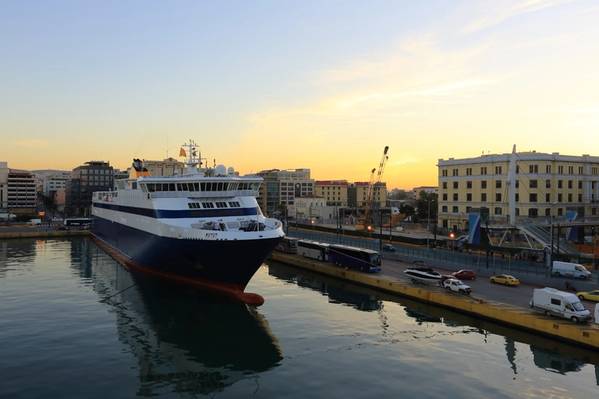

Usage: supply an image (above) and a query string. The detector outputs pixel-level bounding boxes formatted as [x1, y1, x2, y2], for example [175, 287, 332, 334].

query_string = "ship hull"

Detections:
[92, 216, 281, 294]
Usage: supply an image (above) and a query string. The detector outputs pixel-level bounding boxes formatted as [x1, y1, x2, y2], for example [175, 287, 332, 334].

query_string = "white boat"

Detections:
[404, 267, 442, 285]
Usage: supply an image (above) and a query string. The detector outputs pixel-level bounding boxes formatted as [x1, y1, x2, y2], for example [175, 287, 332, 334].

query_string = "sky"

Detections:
[1, 0, 599, 189]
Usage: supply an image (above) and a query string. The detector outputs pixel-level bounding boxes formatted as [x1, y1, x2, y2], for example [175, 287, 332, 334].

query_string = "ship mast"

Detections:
[181, 139, 202, 174]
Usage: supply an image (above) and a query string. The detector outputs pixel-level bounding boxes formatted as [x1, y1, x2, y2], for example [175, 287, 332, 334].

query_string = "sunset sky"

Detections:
[1, 0, 599, 189]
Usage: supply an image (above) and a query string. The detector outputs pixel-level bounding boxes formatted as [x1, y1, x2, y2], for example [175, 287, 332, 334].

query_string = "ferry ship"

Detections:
[91, 140, 284, 305]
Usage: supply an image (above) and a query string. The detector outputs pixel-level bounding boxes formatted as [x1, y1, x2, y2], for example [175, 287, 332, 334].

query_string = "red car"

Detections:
[452, 269, 477, 280]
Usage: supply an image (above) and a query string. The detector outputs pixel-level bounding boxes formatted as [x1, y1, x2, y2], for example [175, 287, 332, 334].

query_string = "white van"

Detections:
[530, 288, 591, 323]
[552, 261, 591, 280]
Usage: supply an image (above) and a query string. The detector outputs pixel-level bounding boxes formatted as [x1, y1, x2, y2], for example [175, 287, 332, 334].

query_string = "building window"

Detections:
[442, 182, 447, 189]
[494, 207, 502, 215]
[443, 193, 448, 201]
[466, 206, 472, 213]
[546, 165, 552, 173]
[481, 193, 487, 202]
[545, 179, 551, 188]
[452, 206, 459, 213]
[516, 165, 520, 174]
[466, 168, 472, 176]
[481, 180, 487, 189]
[516, 180, 519, 188]
[481, 167, 487, 175]
[495, 166, 502, 175]
[568, 193, 573, 202]
[496, 180, 502, 189]
[545, 208, 551, 216]
[452, 168, 459, 176]
[442, 205, 448, 212]
[496, 193, 502, 202]
[545, 193, 551, 202]
[558, 193, 563, 202]
[558, 180, 563, 189]
[529, 193, 537, 202]
[528, 208, 538, 217]
[467, 193, 472, 202]
[453, 181, 459, 189]
[515, 193, 519, 202]
[442, 169, 448, 177]
[568, 180, 573, 189]
[453, 193, 458, 201]
[578, 194, 582, 202]
[467, 181, 472, 189]
[529, 180, 537, 188]
[558, 166, 564, 174]
[568, 166, 574, 174]
[558, 208, 563, 216]
[578, 181, 583, 189]
[579, 166, 584, 175]
[516, 208, 520, 216]
[529, 164, 538, 173]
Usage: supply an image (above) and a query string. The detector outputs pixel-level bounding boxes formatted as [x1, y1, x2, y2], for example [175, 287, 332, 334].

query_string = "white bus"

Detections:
[297, 240, 329, 261]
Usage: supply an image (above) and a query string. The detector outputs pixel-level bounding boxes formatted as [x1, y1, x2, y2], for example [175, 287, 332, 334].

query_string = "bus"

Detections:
[297, 240, 329, 261]
[327, 244, 381, 273]
[275, 237, 299, 254]
[64, 218, 93, 229]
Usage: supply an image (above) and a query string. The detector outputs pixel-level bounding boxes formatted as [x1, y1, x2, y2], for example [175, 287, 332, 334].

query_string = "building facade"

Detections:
[348, 182, 387, 208]
[0, 162, 8, 211]
[136, 158, 185, 178]
[315, 180, 348, 206]
[7, 169, 37, 215]
[66, 161, 114, 217]
[438, 150, 599, 231]
[256, 169, 315, 217]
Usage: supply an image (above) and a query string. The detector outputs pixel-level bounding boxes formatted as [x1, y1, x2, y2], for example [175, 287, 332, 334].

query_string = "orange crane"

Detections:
[356, 146, 389, 231]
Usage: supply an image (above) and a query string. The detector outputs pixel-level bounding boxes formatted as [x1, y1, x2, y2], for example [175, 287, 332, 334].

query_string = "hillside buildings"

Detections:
[438, 148, 599, 231]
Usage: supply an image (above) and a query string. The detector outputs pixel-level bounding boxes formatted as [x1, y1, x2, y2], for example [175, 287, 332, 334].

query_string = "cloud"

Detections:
[462, 0, 574, 34]
[14, 138, 49, 148]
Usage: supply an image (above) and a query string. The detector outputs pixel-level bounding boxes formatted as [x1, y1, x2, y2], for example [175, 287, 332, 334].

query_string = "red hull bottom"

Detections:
[91, 235, 265, 306]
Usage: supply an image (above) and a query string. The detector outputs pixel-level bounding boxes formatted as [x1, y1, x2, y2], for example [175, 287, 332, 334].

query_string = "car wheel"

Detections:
[571, 316, 579, 323]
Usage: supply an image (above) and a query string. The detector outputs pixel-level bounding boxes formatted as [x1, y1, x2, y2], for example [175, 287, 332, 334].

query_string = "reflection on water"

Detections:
[2, 238, 599, 399]
[267, 261, 599, 385]
[81, 243, 283, 396]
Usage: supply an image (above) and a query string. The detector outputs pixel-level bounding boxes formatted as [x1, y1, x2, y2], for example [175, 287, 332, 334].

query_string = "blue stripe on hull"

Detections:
[92, 216, 280, 288]
[93, 202, 259, 218]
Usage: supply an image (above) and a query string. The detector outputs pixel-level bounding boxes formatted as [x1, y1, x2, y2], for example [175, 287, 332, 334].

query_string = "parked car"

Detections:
[490, 274, 520, 287]
[382, 244, 396, 252]
[577, 290, 599, 302]
[442, 278, 471, 295]
[452, 269, 476, 280]
[551, 261, 592, 280]
[530, 287, 591, 323]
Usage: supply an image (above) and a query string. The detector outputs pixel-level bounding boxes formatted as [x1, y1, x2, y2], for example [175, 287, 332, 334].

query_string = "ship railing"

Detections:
[149, 190, 259, 199]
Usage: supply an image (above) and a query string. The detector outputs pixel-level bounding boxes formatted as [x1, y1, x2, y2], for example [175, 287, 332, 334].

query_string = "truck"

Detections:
[529, 287, 591, 323]
[551, 261, 592, 280]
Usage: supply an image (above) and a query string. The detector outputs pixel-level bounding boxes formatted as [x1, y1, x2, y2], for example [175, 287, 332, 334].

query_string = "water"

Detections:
[1, 238, 598, 399]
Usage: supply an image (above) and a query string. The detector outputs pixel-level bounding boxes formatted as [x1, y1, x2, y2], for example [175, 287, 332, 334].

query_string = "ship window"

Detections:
[169, 183, 175, 191]
[154, 184, 162, 192]
[181, 183, 188, 191]
[215, 201, 228, 208]
[177, 183, 183, 191]
[252, 183, 260, 190]
[200, 182, 206, 191]
[193, 183, 199, 191]
[228, 201, 240, 207]
[202, 202, 215, 208]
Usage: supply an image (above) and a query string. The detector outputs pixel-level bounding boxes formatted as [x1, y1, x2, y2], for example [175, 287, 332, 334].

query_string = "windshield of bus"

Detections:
[371, 254, 381, 265]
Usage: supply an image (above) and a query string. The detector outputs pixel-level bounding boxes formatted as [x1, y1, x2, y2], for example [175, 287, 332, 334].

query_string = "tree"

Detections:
[416, 191, 438, 222]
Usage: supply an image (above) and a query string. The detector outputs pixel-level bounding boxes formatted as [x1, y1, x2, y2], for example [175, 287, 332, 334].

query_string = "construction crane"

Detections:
[356, 146, 389, 231]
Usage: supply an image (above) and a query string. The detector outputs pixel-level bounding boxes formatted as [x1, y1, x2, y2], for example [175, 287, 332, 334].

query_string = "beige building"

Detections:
[315, 180, 348, 206]
[349, 182, 387, 208]
[0, 162, 8, 210]
[438, 149, 599, 231]
[130, 158, 185, 178]
[256, 168, 315, 216]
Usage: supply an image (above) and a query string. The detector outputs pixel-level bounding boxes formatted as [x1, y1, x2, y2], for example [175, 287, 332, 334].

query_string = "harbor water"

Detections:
[1, 238, 599, 398]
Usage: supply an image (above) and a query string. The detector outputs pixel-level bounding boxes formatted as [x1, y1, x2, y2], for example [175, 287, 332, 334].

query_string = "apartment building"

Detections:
[7, 169, 37, 215]
[65, 161, 114, 216]
[438, 149, 599, 231]
[348, 182, 387, 209]
[314, 180, 348, 206]
[256, 169, 315, 216]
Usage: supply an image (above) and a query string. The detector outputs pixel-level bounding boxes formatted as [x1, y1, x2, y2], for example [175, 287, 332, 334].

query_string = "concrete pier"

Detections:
[270, 251, 599, 350]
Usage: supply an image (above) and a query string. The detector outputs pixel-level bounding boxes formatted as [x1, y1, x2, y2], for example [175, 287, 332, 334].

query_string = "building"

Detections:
[65, 161, 114, 217]
[113, 169, 129, 181]
[256, 169, 315, 217]
[32, 170, 71, 196]
[348, 182, 387, 209]
[0, 162, 8, 210]
[315, 180, 348, 206]
[7, 169, 37, 215]
[136, 157, 185, 178]
[288, 196, 330, 220]
[411, 186, 438, 198]
[437, 148, 599, 231]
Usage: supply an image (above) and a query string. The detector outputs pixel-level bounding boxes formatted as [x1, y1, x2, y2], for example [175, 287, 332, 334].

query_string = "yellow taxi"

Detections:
[490, 274, 520, 287]
[577, 290, 599, 302]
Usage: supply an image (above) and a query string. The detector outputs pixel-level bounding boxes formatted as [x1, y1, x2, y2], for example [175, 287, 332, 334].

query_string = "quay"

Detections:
[270, 251, 599, 350]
